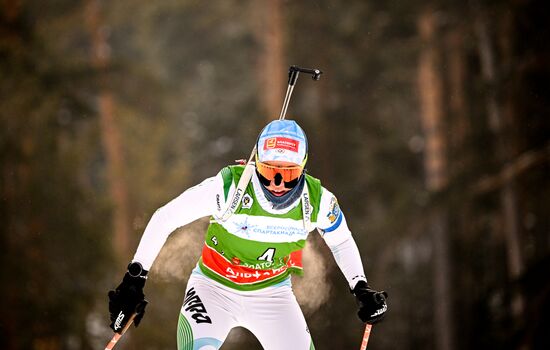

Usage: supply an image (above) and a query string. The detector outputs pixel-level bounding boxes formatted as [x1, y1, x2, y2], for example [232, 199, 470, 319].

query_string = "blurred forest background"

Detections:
[1, 0, 549, 349]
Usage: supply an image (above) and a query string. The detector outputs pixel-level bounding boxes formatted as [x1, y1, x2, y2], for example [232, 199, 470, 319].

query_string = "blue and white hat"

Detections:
[256, 120, 308, 166]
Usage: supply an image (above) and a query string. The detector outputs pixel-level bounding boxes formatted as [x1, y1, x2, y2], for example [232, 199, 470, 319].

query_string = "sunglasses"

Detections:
[255, 161, 305, 188]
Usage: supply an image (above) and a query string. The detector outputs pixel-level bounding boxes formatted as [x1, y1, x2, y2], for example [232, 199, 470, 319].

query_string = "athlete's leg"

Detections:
[242, 285, 314, 350]
[177, 274, 239, 350]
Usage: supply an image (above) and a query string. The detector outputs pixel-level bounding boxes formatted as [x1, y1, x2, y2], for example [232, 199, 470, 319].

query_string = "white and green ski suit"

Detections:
[133, 165, 368, 350]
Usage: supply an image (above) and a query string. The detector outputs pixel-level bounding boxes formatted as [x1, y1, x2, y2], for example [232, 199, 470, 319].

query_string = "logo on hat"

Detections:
[263, 137, 299, 152]
[265, 137, 277, 149]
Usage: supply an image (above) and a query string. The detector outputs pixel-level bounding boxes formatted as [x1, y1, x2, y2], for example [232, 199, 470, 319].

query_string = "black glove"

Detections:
[352, 281, 388, 324]
[108, 262, 148, 333]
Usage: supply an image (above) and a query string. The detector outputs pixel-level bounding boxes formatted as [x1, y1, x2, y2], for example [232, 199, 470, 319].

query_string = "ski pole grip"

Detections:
[288, 65, 323, 85]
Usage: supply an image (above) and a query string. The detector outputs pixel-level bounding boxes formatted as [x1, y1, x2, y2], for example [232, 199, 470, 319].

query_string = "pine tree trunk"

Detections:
[474, 9, 524, 318]
[417, 9, 455, 350]
[85, 0, 131, 260]
[445, 27, 469, 170]
[254, 0, 285, 120]
[2, 3, 26, 348]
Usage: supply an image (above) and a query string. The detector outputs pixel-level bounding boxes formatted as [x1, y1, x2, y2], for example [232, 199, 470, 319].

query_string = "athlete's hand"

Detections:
[352, 281, 388, 324]
[108, 262, 148, 333]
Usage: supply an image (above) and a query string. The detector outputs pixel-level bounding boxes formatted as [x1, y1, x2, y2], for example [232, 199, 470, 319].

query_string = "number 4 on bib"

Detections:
[257, 248, 276, 262]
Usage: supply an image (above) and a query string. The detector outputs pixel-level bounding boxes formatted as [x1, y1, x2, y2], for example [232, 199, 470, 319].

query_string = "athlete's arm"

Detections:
[132, 172, 224, 270]
[316, 187, 367, 289]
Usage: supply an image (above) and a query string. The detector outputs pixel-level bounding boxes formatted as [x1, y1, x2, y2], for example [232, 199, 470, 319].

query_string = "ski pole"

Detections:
[359, 291, 386, 350]
[359, 324, 373, 350]
[104, 312, 137, 350]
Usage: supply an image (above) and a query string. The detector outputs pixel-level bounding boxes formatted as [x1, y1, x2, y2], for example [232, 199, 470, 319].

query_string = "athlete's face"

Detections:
[259, 160, 302, 196]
